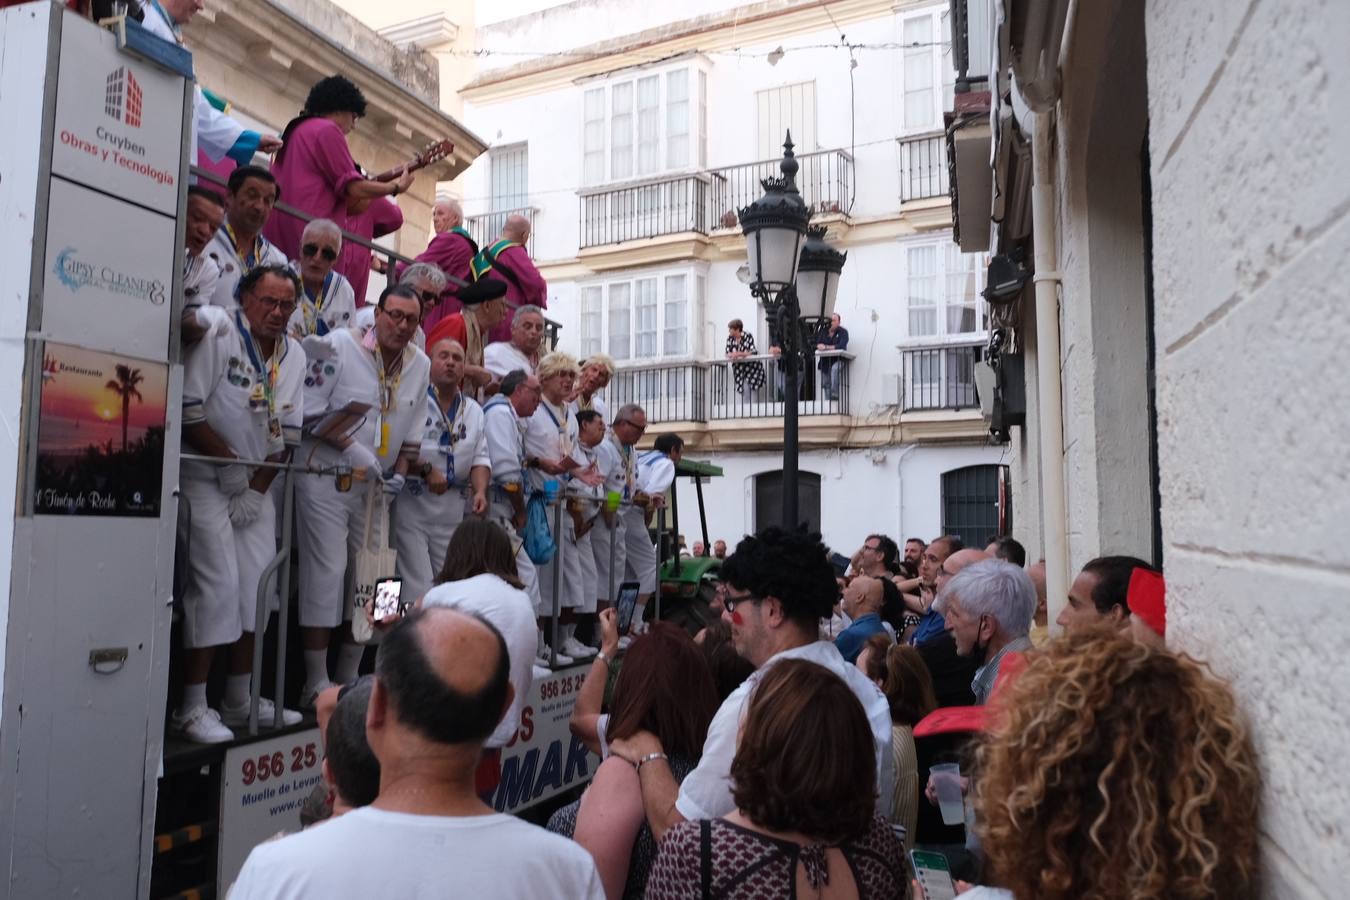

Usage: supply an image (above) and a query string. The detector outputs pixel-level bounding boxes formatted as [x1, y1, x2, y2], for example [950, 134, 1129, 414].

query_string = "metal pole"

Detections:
[653, 506, 663, 623]
[549, 496, 563, 667]
[695, 473, 709, 553]
[607, 505, 618, 607]
[272, 468, 295, 730]
[781, 294, 800, 530]
[669, 478, 681, 578]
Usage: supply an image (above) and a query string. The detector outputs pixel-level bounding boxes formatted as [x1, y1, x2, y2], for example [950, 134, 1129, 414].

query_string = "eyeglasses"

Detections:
[417, 290, 439, 305]
[617, 419, 647, 432]
[256, 296, 298, 315]
[380, 308, 420, 326]
[302, 243, 338, 262]
[722, 590, 762, 614]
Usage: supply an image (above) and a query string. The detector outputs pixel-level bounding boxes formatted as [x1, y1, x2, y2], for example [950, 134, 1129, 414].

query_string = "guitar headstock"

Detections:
[415, 140, 454, 169]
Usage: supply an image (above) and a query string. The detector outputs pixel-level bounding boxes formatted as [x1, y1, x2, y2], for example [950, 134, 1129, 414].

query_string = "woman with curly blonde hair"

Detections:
[920, 627, 1260, 900]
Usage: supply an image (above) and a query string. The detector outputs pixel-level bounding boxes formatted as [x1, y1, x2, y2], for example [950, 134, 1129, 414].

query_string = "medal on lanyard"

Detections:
[436, 391, 461, 484]
[238, 311, 284, 453]
[375, 349, 401, 457]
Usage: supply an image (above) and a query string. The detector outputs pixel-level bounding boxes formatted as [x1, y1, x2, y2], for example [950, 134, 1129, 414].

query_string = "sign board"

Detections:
[218, 729, 325, 890]
[51, 16, 185, 214]
[34, 343, 167, 516]
[491, 664, 599, 814]
[42, 177, 175, 361]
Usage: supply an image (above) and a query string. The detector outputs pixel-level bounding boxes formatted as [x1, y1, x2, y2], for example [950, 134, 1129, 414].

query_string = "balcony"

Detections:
[577, 150, 853, 250]
[709, 149, 853, 228]
[465, 207, 535, 256]
[579, 176, 711, 249]
[899, 132, 950, 203]
[603, 352, 853, 425]
[901, 342, 983, 411]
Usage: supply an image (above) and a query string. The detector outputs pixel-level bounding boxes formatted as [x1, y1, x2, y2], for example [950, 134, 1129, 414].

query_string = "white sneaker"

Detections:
[532, 663, 552, 680]
[299, 680, 336, 710]
[220, 696, 302, 728]
[541, 645, 574, 666]
[563, 637, 598, 658]
[170, 706, 234, 744]
[618, 635, 633, 650]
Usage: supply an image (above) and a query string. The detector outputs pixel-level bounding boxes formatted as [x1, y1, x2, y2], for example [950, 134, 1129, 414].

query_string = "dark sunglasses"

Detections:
[418, 290, 439, 305]
[302, 243, 338, 262]
[723, 590, 762, 614]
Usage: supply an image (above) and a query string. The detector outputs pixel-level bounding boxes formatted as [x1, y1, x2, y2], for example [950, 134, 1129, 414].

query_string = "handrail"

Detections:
[712, 349, 855, 364]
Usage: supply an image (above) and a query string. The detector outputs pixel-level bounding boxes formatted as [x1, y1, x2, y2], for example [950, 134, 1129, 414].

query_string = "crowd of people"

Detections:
[100, 12, 1263, 893]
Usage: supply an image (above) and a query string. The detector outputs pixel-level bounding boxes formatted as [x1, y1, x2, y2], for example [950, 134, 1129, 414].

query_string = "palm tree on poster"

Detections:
[105, 364, 144, 454]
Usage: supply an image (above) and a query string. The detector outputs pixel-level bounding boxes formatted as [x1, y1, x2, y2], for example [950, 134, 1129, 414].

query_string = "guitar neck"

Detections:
[370, 158, 427, 183]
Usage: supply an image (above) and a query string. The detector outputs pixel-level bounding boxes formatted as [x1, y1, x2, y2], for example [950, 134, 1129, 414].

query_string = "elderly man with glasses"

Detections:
[589, 404, 645, 628]
[288, 218, 356, 338]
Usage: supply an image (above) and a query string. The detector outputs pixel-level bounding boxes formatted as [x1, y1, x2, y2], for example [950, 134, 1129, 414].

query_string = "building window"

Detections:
[904, 239, 988, 340]
[899, 5, 955, 133]
[755, 81, 817, 159]
[941, 465, 1009, 549]
[488, 143, 528, 212]
[582, 268, 702, 362]
[754, 470, 822, 534]
[580, 64, 706, 187]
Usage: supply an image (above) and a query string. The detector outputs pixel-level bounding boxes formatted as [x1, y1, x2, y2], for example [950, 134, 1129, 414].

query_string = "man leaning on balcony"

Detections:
[816, 313, 849, 402]
[397, 199, 478, 333]
[473, 214, 547, 343]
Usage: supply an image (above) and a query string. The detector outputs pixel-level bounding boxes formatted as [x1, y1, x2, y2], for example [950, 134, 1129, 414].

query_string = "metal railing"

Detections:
[708, 351, 851, 420]
[710, 149, 853, 228]
[901, 343, 982, 410]
[579, 175, 711, 248]
[190, 166, 562, 349]
[607, 360, 709, 422]
[899, 133, 950, 202]
[465, 207, 535, 256]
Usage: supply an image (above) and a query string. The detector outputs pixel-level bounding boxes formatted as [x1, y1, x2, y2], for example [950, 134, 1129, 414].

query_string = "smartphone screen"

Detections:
[615, 582, 641, 634]
[910, 850, 957, 900]
[373, 577, 404, 623]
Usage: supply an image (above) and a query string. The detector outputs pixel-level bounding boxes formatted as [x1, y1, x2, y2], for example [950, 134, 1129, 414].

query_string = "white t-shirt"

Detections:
[675, 640, 896, 822]
[524, 398, 576, 492]
[421, 574, 536, 749]
[205, 227, 289, 311]
[229, 807, 604, 900]
[483, 341, 536, 379]
[636, 450, 676, 495]
[288, 267, 357, 339]
[483, 398, 526, 486]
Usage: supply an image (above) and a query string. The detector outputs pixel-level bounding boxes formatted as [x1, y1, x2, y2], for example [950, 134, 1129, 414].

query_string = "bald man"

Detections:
[472, 214, 547, 343]
[835, 575, 888, 663]
[231, 609, 604, 897]
[400, 198, 478, 331]
[913, 544, 988, 707]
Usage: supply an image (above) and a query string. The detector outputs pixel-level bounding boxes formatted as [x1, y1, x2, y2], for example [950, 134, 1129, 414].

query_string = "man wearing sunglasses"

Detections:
[205, 165, 289, 310]
[288, 218, 356, 338]
[295, 283, 430, 705]
[355, 262, 443, 351]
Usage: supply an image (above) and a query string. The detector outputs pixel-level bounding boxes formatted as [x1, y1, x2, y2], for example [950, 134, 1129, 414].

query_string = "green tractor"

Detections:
[650, 457, 724, 636]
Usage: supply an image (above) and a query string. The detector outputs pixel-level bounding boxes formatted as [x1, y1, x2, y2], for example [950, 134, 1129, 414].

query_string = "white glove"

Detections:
[228, 489, 266, 527]
[341, 441, 381, 476]
[217, 463, 250, 497]
[382, 473, 406, 498]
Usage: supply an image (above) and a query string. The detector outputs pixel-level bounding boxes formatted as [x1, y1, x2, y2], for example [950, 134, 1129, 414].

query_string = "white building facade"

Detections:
[352, 0, 1009, 551]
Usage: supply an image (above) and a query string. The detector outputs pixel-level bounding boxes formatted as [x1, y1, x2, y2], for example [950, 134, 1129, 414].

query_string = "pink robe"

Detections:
[397, 230, 477, 330]
[264, 117, 363, 267]
[487, 244, 548, 343]
[344, 197, 404, 306]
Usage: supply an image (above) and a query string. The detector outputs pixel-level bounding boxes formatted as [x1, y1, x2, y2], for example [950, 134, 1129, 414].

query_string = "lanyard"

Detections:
[234, 310, 281, 415]
[486, 398, 527, 482]
[300, 272, 333, 336]
[224, 224, 263, 270]
[432, 387, 464, 448]
[610, 431, 635, 497]
[369, 340, 404, 457]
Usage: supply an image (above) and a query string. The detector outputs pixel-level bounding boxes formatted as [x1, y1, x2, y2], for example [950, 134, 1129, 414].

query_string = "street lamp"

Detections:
[739, 133, 847, 529]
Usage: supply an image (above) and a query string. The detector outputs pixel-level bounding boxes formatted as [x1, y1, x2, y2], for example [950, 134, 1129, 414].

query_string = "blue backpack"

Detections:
[523, 492, 556, 565]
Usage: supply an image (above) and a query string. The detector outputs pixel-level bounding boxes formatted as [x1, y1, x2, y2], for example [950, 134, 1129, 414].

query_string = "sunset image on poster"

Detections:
[35, 343, 168, 516]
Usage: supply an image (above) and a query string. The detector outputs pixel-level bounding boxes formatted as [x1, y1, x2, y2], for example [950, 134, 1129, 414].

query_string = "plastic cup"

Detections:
[930, 762, 965, 826]
[605, 489, 621, 512]
[542, 479, 560, 502]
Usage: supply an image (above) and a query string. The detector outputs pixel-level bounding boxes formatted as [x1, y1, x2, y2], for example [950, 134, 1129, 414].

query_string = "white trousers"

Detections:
[181, 475, 278, 649]
[296, 473, 369, 629]
[574, 524, 597, 614]
[590, 513, 626, 605]
[621, 505, 658, 593]
[393, 482, 468, 606]
[489, 497, 541, 614]
[537, 508, 583, 615]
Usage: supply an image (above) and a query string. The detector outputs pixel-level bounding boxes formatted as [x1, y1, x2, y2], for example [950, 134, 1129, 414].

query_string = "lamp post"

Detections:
[739, 133, 847, 529]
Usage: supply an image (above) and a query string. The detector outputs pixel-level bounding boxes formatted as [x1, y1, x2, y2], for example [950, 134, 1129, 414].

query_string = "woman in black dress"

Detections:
[725, 318, 765, 397]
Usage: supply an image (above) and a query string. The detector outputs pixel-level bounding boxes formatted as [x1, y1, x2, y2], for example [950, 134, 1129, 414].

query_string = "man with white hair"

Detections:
[288, 218, 356, 338]
[484, 305, 546, 379]
[937, 558, 1037, 704]
[400, 198, 478, 332]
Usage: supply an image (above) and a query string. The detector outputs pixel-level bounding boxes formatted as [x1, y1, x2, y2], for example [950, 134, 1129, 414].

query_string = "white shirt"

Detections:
[288, 268, 357, 339]
[675, 640, 896, 822]
[205, 227, 289, 311]
[568, 393, 609, 424]
[299, 326, 430, 470]
[229, 807, 604, 900]
[636, 450, 676, 495]
[410, 388, 490, 489]
[483, 398, 526, 487]
[183, 253, 220, 309]
[597, 434, 635, 499]
[483, 341, 537, 379]
[182, 312, 305, 480]
[422, 574, 535, 749]
[524, 398, 576, 492]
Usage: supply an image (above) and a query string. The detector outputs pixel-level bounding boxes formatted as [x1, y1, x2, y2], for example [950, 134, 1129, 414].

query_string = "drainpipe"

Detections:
[1030, 110, 1070, 629]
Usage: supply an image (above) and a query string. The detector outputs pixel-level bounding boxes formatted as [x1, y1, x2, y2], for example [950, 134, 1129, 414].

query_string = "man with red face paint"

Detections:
[608, 527, 896, 842]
